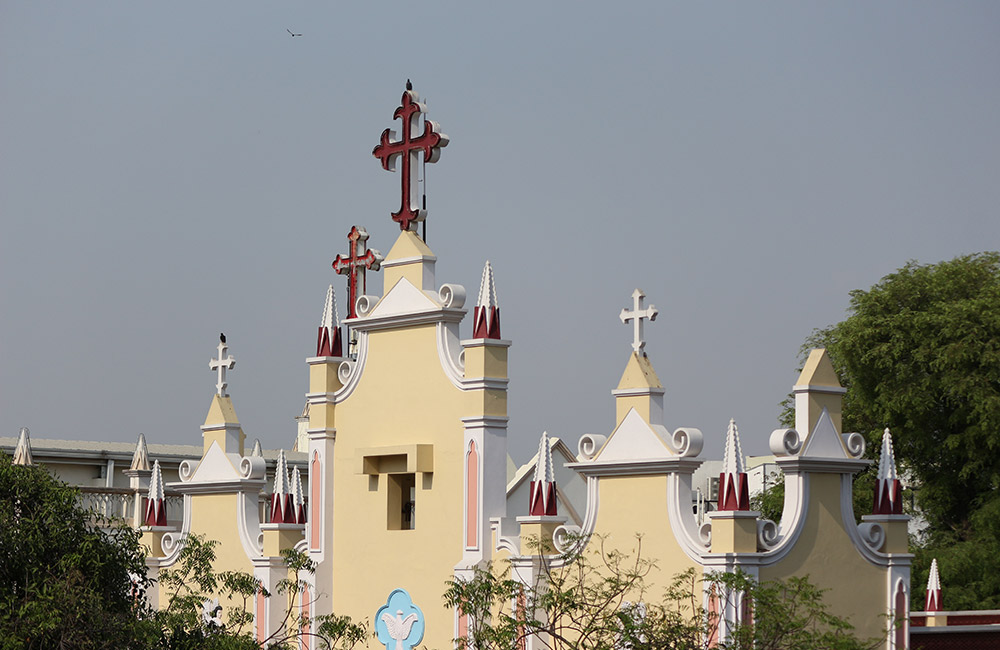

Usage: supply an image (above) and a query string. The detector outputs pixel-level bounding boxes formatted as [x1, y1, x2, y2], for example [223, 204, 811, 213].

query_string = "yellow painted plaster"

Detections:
[590, 475, 699, 598]
[328, 322, 503, 648]
[309, 361, 344, 395]
[383, 231, 435, 290]
[464, 342, 508, 380]
[202, 395, 245, 456]
[759, 473, 885, 641]
[614, 353, 663, 424]
[708, 513, 758, 554]
[797, 349, 841, 387]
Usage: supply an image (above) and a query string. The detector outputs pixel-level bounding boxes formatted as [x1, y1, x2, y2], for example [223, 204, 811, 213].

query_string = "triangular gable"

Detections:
[188, 441, 242, 482]
[800, 407, 849, 458]
[593, 408, 671, 462]
[367, 277, 440, 317]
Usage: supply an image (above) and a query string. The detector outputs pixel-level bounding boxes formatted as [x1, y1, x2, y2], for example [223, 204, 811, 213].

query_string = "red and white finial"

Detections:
[270, 450, 292, 524]
[372, 83, 449, 233]
[925, 558, 942, 612]
[473, 260, 501, 340]
[874, 428, 903, 515]
[529, 431, 558, 517]
[13, 427, 32, 466]
[619, 289, 658, 355]
[718, 418, 750, 511]
[144, 460, 167, 527]
[291, 466, 306, 525]
[316, 284, 343, 357]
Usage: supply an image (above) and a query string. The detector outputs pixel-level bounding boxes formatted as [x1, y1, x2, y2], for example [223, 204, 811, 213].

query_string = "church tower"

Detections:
[304, 84, 509, 649]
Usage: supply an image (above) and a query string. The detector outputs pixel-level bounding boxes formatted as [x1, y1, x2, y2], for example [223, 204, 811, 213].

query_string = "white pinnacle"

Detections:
[250, 439, 263, 458]
[927, 558, 941, 592]
[722, 418, 745, 475]
[13, 427, 32, 466]
[149, 459, 165, 502]
[619, 289, 658, 354]
[477, 260, 499, 308]
[291, 466, 304, 509]
[533, 431, 555, 484]
[320, 284, 339, 329]
[273, 450, 290, 495]
[877, 428, 898, 481]
[130, 433, 150, 471]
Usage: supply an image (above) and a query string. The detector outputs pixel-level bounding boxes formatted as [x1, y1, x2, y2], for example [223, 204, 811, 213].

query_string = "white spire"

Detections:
[533, 431, 555, 484]
[250, 439, 263, 458]
[320, 284, 339, 329]
[13, 427, 32, 466]
[927, 558, 941, 592]
[148, 459, 164, 502]
[291, 466, 304, 508]
[273, 450, 290, 495]
[722, 418, 745, 475]
[477, 260, 499, 308]
[877, 428, 898, 481]
[130, 433, 150, 471]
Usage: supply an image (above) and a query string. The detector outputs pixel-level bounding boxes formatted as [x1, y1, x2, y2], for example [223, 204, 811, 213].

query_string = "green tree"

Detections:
[444, 536, 874, 650]
[0, 453, 149, 650]
[793, 252, 1000, 608]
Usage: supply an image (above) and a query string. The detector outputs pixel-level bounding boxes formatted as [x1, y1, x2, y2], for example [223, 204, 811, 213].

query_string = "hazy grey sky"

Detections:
[2, 2, 998, 463]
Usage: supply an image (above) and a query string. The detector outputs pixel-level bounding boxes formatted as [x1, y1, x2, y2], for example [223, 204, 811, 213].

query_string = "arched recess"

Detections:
[466, 441, 479, 549]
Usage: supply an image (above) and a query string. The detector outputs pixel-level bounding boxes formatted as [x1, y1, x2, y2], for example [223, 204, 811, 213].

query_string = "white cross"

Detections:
[209, 342, 236, 396]
[619, 288, 658, 354]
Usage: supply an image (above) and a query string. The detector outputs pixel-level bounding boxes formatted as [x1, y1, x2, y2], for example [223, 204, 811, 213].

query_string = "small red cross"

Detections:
[332, 226, 382, 319]
[372, 87, 449, 232]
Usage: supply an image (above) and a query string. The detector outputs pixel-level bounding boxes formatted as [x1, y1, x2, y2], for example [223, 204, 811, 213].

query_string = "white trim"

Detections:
[380, 253, 437, 268]
[610, 387, 666, 397]
[792, 383, 848, 395]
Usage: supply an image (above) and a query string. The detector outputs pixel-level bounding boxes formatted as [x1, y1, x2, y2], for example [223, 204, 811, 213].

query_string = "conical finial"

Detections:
[317, 284, 343, 357]
[473, 261, 501, 339]
[270, 450, 292, 524]
[529, 431, 558, 516]
[722, 419, 745, 475]
[13, 427, 32, 466]
[273, 450, 289, 495]
[291, 466, 305, 524]
[926, 558, 942, 612]
[130, 433, 150, 471]
[718, 419, 749, 511]
[533, 431, 554, 484]
[877, 428, 898, 481]
[144, 460, 167, 526]
[873, 428, 903, 515]
[250, 439, 263, 458]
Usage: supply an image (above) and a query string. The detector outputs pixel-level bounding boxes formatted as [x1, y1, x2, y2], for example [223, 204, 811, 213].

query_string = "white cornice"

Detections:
[567, 457, 702, 477]
[792, 383, 847, 395]
[349, 307, 465, 332]
[776, 457, 870, 473]
[168, 479, 265, 495]
[380, 254, 437, 268]
[611, 387, 666, 397]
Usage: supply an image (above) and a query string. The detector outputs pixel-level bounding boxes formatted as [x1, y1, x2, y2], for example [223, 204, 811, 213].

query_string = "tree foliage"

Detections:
[0, 453, 149, 650]
[444, 535, 874, 650]
[794, 252, 1000, 608]
[0, 453, 367, 650]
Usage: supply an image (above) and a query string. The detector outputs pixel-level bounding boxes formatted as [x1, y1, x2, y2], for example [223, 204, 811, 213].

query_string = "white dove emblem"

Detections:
[381, 609, 419, 650]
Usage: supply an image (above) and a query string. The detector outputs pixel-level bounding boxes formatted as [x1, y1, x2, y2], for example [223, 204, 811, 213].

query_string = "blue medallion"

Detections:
[375, 588, 425, 650]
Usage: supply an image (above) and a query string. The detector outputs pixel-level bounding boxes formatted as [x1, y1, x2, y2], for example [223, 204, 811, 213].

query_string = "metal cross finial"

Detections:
[372, 85, 449, 232]
[332, 226, 383, 319]
[209, 340, 236, 396]
[619, 288, 658, 354]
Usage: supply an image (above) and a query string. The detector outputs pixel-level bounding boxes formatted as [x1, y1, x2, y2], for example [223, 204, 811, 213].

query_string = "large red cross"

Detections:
[332, 226, 382, 319]
[372, 87, 449, 232]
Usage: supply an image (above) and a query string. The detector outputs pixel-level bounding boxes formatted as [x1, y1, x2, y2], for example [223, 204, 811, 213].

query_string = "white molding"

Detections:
[237, 490, 263, 558]
[380, 254, 437, 268]
[610, 387, 666, 397]
[437, 323, 512, 392]
[792, 383, 848, 395]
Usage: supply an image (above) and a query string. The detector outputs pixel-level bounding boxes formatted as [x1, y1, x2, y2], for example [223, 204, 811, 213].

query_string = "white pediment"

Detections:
[189, 441, 242, 482]
[800, 407, 848, 458]
[368, 277, 440, 317]
[593, 408, 672, 462]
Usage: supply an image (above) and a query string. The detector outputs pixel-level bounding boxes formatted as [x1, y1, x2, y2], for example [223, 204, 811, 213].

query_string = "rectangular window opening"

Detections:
[387, 473, 416, 530]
